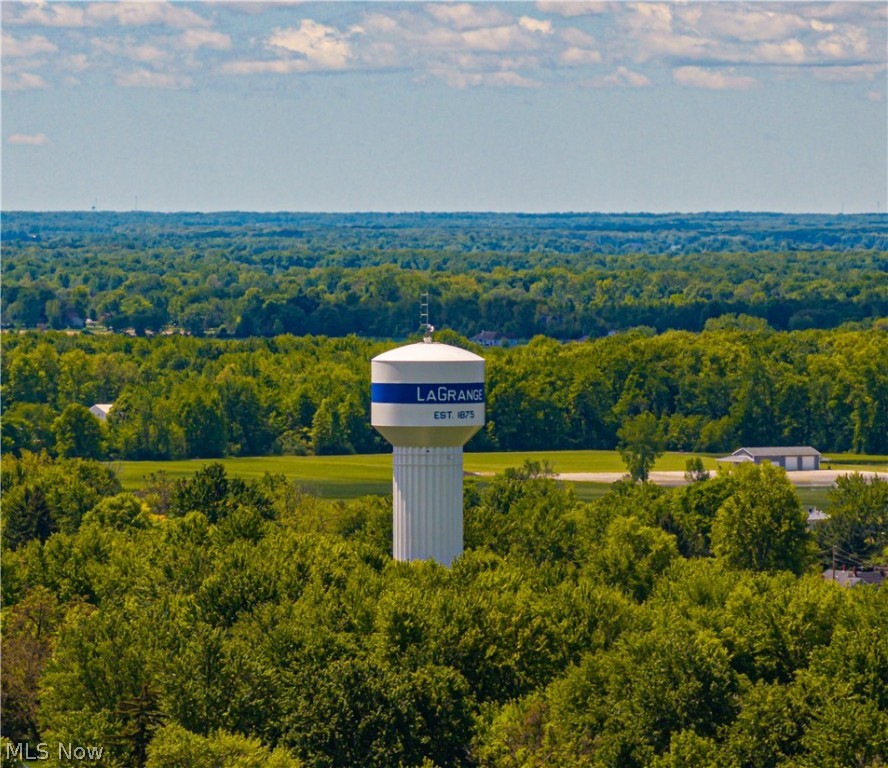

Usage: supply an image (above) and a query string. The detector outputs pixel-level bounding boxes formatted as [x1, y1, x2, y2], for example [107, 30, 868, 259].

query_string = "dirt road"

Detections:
[554, 470, 888, 487]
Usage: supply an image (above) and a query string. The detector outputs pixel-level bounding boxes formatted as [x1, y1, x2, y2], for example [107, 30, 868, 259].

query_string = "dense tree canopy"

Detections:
[1, 211, 886, 765]
[2, 212, 886, 339]
[1, 455, 885, 767]
[2, 327, 887, 461]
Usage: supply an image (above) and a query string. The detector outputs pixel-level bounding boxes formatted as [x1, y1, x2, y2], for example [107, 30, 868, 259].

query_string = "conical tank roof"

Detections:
[372, 341, 484, 363]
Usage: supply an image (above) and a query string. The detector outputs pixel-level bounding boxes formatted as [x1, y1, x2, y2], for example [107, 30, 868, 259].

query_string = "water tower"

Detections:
[371, 333, 485, 566]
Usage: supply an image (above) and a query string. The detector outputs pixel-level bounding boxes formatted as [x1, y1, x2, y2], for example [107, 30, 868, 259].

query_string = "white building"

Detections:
[716, 446, 821, 471]
[89, 403, 114, 421]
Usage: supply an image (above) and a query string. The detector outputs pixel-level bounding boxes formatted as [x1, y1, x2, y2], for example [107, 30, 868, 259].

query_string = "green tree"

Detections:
[82, 493, 150, 531]
[658, 474, 738, 558]
[1, 483, 55, 549]
[711, 463, 812, 574]
[817, 473, 888, 566]
[38, 602, 156, 768]
[593, 515, 679, 602]
[683, 457, 710, 483]
[280, 655, 473, 768]
[0, 587, 64, 742]
[169, 463, 231, 523]
[465, 461, 578, 567]
[179, 388, 227, 459]
[52, 403, 105, 459]
[146, 723, 303, 768]
[4, 342, 59, 404]
[310, 398, 352, 455]
[618, 412, 665, 482]
[1, 402, 57, 456]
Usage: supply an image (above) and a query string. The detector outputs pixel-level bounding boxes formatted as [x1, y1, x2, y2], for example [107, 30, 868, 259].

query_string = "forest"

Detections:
[2, 454, 886, 767]
[2, 212, 887, 339]
[2, 210, 887, 766]
[2, 327, 887, 461]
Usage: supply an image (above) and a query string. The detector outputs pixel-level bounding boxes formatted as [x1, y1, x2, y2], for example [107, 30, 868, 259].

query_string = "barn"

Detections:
[89, 403, 114, 421]
[716, 446, 822, 471]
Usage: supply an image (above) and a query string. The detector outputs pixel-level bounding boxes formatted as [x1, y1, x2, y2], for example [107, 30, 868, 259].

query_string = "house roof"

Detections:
[90, 403, 114, 414]
[823, 569, 884, 587]
[733, 446, 821, 458]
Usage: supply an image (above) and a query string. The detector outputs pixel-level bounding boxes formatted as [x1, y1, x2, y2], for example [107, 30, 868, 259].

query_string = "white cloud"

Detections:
[810, 20, 835, 34]
[587, 65, 650, 88]
[612, 2, 886, 73]
[5, 1, 211, 29]
[866, 90, 885, 103]
[2, 33, 58, 58]
[64, 53, 89, 73]
[451, 53, 540, 74]
[426, 4, 511, 31]
[360, 13, 402, 35]
[268, 20, 353, 69]
[815, 28, 870, 60]
[519, 17, 553, 35]
[7, 132, 51, 146]
[619, 4, 713, 63]
[429, 67, 540, 89]
[673, 66, 758, 90]
[85, 3, 212, 30]
[460, 25, 541, 53]
[91, 37, 167, 64]
[809, 3, 888, 24]
[753, 39, 806, 65]
[5, 2, 86, 28]
[179, 29, 232, 51]
[2, 71, 48, 90]
[221, 58, 344, 76]
[115, 68, 192, 88]
[813, 64, 886, 83]
[560, 27, 598, 48]
[8, 0, 879, 95]
[535, 3, 611, 18]
[624, 3, 674, 34]
[680, 6, 807, 43]
[559, 47, 602, 66]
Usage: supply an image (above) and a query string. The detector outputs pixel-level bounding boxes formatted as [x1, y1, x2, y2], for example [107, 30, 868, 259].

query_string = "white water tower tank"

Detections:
[371, 340, 485, 566]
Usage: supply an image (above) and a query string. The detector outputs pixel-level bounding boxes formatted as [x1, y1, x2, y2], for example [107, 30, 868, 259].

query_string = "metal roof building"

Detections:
[716, 446, 821, 471]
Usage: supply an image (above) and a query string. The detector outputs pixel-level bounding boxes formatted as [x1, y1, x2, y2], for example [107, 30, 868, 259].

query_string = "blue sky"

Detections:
[3, 1, 886, 213]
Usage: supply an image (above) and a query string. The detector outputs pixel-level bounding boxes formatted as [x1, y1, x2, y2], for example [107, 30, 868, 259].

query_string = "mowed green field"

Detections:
[114, 450, 887, 503]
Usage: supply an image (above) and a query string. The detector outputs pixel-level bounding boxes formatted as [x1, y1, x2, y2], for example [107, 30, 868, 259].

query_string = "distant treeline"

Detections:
[2, 211, 887, 339]
[4, 210, 887, 253]
[3, 328, 886, 461]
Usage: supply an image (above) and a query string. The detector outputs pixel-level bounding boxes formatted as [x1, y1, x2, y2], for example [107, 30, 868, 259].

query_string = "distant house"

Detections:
[89, 403, 114, 421]
[716, 446, 822, 472]
[806, 507, 830, 530]
[471, 330, 506, 347]
[822, 567, 885, 588]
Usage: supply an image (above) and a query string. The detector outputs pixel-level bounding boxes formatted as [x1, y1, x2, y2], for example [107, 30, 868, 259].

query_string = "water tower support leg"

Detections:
[392, 445, 464, 566]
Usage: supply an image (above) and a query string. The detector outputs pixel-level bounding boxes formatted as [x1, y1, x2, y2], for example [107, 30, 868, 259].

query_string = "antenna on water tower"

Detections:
[420, 291, 434, 342]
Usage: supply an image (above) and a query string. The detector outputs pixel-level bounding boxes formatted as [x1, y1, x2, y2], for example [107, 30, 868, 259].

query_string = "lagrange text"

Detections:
[416, 386, 483, 403]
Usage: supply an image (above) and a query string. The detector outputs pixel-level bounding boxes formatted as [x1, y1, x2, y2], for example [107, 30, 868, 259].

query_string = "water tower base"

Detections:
[392, 445, 464, 566]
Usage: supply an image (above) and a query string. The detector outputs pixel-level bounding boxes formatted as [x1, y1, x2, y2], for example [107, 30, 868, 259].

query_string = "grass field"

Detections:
[113, 450, 887, 507]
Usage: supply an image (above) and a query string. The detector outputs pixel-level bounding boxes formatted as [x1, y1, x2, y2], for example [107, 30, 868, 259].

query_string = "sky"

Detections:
[2, 1, 886, 213]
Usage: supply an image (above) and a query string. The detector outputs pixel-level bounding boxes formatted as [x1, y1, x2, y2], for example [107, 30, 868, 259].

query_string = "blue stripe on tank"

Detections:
[371, 383, 485, 404]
